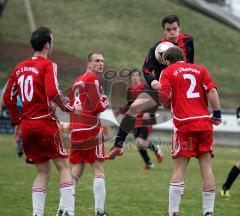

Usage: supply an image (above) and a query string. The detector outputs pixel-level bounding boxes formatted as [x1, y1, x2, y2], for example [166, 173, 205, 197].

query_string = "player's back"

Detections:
[12, 56, 57, 120]
[163, 61, 216, 131]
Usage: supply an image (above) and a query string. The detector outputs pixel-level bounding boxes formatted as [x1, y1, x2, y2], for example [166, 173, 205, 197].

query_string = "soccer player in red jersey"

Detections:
[69, 52, 109, 216]
[3, 26, 81, 216]
[105, 15, 194, 160]
[159, 46, 222, 216]
[120, 69, 163, 169]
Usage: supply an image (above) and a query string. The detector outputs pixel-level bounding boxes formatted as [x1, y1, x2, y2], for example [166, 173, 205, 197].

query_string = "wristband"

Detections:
[213, 110, 221, 119]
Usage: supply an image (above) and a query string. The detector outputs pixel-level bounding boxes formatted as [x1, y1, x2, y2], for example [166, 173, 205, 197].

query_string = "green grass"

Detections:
[0, 134, 240, 215]
[0, 0, 239, 108]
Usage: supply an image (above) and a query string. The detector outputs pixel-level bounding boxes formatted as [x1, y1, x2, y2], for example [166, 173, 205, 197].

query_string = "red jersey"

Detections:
[159, 61, 216, 132]
[69, 72, 109, 132]
[127, 82, 146, 103]
[126, 82, 146, 127]
[3, 56, 74, 124]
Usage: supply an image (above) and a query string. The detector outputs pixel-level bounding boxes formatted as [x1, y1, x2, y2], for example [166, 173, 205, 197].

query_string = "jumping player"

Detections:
[105, 14, 194, 159]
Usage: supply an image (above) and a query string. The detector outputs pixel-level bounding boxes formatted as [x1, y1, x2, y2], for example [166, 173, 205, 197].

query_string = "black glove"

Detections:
[212, 110, 222, 126]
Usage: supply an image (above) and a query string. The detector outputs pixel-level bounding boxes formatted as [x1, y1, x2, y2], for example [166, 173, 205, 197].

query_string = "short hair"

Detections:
[163, 46, 185, 64]
[87, 52, 102, 62]
[161, 15, 180, 28]
[30, 26, 52, 51]
[129, 68, 141, 78]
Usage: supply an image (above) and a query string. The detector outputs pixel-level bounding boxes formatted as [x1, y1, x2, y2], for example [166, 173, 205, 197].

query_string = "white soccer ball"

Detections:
[155, 41, 175, 64]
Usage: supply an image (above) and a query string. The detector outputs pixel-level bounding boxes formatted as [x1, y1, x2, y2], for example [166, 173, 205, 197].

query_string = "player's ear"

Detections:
[45, 42, 50, 50]
[166, 60, 170, 66]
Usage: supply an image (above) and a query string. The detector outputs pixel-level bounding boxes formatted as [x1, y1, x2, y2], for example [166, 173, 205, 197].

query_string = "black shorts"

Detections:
[133, 127, 149, 140]
[142, 86, 160, 106]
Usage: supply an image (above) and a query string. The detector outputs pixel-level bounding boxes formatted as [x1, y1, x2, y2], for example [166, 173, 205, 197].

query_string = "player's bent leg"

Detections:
[198, 153, 215, 216]
[53, 158, 74, 216]
[169, 157, 189, 216]
[148, 143, 163, 162]
[71, 163, 85, 186]
[105, 93, 157, 160]
[32, 161, 51, 216]
[92, 161, 108, 216]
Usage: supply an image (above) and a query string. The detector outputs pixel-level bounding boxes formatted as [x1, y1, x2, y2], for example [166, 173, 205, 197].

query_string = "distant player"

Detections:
[3, 26, 81, 216]
[159, 46, 221, 216]
[1, 83, 24, 157]
[118, 68, 163, 169]
[221, 106, 240, 198]
[105, 14, 194, 159]
[69, 52, 109, 216]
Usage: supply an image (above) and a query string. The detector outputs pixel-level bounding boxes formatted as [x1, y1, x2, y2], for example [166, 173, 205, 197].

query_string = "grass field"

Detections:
[0, 134, 239, 216]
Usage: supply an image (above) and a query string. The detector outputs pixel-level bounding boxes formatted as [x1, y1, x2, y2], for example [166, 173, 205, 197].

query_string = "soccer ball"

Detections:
[155, 41, 174, 65]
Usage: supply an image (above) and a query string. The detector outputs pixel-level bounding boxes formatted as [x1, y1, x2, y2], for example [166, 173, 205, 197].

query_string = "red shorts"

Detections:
[171, 130, 213, 159]
[21, 119, 68, 164]
[70, 127, 105, 164]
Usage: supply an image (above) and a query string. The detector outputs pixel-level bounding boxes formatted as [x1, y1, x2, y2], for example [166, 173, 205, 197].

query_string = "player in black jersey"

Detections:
[105, 15, 194, 159]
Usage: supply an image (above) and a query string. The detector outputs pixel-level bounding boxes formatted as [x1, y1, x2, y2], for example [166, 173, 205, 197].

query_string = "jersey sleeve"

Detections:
[159, 69, 171, 105]
[45, 62, 74, 112]
[142, 42, 160, 86]
[3, 72, 21, 124]
[85, 76, 109, 114]
[202, 67, 216, 92]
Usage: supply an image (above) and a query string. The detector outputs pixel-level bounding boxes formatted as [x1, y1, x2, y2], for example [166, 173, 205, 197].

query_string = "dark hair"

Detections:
[87, 52, 102, 62]
[163, 46, 185, 64]
[30, 26, 52, 51]
[129, 68, 141, 78]
[161, 15, 180, 28]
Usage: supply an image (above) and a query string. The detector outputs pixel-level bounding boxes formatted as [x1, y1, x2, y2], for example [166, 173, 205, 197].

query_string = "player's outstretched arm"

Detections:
[207, 88, 222, 126]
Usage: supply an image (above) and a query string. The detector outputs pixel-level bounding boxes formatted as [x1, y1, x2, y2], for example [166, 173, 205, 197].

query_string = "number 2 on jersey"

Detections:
[18, 75, 34, 102]
[183, 74, 200, 99]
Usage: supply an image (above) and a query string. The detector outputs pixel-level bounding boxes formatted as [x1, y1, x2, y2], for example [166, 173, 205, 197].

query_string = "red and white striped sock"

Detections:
[59, 181, 74, 216]
[94, 175, 106, 213]
[32, 187, 47, 216]
[72, 174, 79, 187]
[169, 181, 184, 215]
[202, 187, 215, 215]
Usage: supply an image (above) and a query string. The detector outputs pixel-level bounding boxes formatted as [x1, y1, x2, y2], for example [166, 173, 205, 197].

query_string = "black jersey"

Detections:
[142, 33, 194, 87]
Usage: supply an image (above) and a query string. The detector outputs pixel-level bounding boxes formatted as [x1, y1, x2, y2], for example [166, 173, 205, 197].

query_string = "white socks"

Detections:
[32, 187, 47, 216]
[169, 181, 184, 215]
[93, 175, 106, 213]
[59, 182, 75, 216]
[202, 188, 215, 215]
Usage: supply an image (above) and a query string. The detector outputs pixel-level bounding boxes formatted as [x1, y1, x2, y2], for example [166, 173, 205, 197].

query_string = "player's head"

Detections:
[30, 26, 53, 54]
[161, 15, 181, 43]
[129, 68, 141, 85]
[163, 46, 185, 65]
[87, 52, 104, 74]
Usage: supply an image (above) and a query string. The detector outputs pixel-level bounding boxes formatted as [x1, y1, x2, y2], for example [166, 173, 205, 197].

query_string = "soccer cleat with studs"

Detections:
[104, 146, 123, 160]
[144, 163, 154, 170]
[221, 189, 230, 198]
[56, 209, 70, 216]
[95, 210, 109, 216]
[204, 212, 213, 216]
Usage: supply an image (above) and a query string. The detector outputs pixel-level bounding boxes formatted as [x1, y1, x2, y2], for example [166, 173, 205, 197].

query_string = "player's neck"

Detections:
[33, 51, 48, 59]
[88, 70, 100, 77]
[132, 82, 140, 88]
